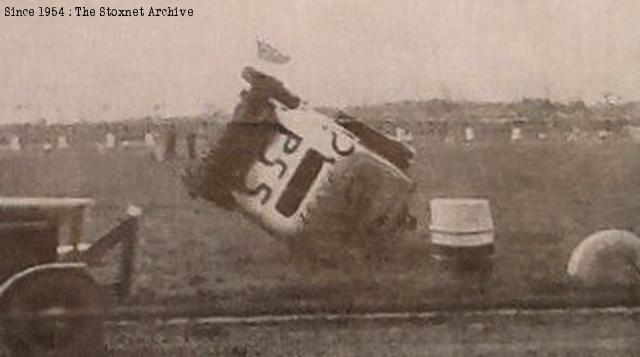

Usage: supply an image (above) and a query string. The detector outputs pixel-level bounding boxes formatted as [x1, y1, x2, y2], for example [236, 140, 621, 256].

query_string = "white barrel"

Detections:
[429, 198, 494, 261]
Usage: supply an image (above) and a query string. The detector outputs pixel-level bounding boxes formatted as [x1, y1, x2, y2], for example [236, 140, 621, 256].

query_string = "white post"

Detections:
[464, 127, 475, 142]
[511, 127, 522, 141]
[105, 132, 116, 148]
[395, 127, 413, 144]
[57, 135, 69, 149]
[597, 129, 609, 141]
[8, 136, 21, 151]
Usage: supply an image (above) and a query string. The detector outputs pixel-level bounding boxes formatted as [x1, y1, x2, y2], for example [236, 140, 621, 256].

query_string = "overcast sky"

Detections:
[1, 0, 640, 122]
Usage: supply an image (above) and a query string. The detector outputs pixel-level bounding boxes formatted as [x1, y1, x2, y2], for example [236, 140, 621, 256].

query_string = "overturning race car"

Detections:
[185, 67, 417, 263]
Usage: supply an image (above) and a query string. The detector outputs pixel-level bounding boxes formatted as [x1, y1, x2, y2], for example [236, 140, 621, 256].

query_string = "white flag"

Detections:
[257, 39, 291, 65]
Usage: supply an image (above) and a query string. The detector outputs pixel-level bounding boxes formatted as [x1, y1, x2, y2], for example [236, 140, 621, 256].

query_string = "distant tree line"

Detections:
[2, 99, 640, 146]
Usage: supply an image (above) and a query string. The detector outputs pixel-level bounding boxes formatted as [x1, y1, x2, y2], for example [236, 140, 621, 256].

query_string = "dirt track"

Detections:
[105, 307, 640, 356]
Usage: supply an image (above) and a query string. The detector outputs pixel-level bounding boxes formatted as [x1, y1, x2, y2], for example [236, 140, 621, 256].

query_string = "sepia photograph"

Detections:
[0, 0, 639, 355]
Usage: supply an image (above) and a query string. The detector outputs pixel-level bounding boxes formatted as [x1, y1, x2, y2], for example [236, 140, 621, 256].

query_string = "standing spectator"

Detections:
[186, 131, 197, 160]
[164, 123, 177, 160]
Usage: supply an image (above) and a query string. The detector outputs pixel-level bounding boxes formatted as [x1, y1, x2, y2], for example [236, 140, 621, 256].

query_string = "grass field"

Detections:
[0, 137, 639, 314]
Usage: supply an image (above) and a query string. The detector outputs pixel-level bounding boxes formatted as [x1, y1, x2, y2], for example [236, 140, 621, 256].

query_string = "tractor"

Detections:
[0, 198, 140, 356]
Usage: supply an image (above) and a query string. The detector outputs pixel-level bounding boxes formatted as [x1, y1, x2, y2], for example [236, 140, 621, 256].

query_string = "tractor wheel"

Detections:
[2, 270, 106, 357]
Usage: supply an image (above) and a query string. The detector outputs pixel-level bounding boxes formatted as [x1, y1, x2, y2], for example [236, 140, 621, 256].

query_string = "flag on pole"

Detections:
[257, 38, 291, 64]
